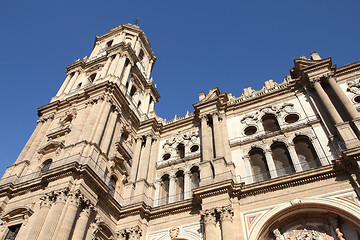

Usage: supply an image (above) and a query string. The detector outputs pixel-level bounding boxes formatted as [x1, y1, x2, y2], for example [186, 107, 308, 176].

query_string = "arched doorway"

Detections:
[254, 203, 360, 240]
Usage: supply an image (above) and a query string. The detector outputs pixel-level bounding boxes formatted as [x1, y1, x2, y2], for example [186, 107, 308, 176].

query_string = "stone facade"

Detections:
[1, 24, 360, 240]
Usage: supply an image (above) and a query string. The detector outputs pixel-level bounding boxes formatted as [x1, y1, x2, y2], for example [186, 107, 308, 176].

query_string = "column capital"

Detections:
[39, 195, 52, 208]
[201, 208, 216, 225]
[119, 226, 142, 240]
[217, 205, 234, 222]
[53, 188, 69, 204]
[68, 191, 82, 207]
[200, 114, 209, 121]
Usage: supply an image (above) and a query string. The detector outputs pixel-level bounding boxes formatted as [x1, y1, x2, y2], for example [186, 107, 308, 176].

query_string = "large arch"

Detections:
[249, 198, 360, 240]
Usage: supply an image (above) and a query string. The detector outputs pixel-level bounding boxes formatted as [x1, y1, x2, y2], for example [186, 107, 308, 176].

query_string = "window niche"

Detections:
[191, 166, 200, 188]
[108, 175, 117, 196]
[244, 126, 257, 136]
[41, 159, 52, 173]
[284, 114, 299, 124]
[162, 153, 171, 161]
[249, 148, 270, 182]
[262, 114, 280, 132]
[176, 143, 185, 159]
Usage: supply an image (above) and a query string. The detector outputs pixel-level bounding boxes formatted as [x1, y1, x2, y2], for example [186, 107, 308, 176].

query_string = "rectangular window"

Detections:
[4, 224, 21, 240]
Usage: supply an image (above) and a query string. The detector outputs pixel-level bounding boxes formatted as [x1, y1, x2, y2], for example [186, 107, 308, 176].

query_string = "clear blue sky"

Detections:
[0, 1, 359, 176]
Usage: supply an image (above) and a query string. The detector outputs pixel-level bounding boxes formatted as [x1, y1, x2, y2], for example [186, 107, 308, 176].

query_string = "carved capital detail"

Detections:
[217, 205, 234, 222]
[201, 208, 216, 225]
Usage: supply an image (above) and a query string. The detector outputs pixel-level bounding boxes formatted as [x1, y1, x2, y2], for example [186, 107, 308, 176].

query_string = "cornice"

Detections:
[238, 165, 339, 198]
[335, 60, 360, 79]
[226, 83, 297, 113]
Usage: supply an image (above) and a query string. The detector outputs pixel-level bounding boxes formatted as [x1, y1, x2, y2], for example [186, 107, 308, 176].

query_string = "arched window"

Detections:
[175, 171, 184, 201]
[106, 40, 113, 48]
[160, 174, 170, 205]
[108, 176, 117, 196]
[77, 82, 82, 88]
[89, 73, 96, 83]
[129, 86, 136, 98]
[262, 114, 280, 132]
[271, 142, 295, 177]
[191, 166, 200, 189]
[176, 143, 185, 159]
[138, 49, 144, 61]
[137, 100, 141, 108]
[249, 148, 270, 182]
[293, 135, 321, 170]
[41, 159, 52, 172]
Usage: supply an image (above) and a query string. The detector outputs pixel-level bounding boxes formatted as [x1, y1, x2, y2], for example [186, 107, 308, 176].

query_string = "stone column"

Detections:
[55, 192, 81, 240]
[264, 150, 278, 178]
[92, 99, 112, 146]
[99, 57, 112, 79]
[16, 120, 43, 163]
[310, 136, 328, 165]
[137, 135, 152, 181]
[38, 190, 67, 240]
[108, 54, 120, 75]
[146, 60, 154, 77]
[23, 117, 52, 161]
[100, 108, 119, 154]
[121, 62, 132, 86]
[168, 175, 176, 203]
[56, 74, 72, 96]
[72, 203, 92, 240]
[129, 137, 143, 183]
[147, 138, 159, 184]
[313, 80, 343, 125]
[328, 77, 360, 120]
[313, 80, 359, 145]
[114, 55, 127, 78]
[72, 101, 93, 145]
[287, 144, 303, 172]
[218, 206, 234, 240]
[330, 218, 345, 240]
[201, 209, 217, 240]
[64, 71, 80, 93]
[328, 76, 360, 136]
[154, 180, 161, 207]
[82, 100, 102, 142]
[184, 170, 191, 199]
[200, 115, 213, 161]
[212, 112, 225, 158]
[26, 195, 51, 240]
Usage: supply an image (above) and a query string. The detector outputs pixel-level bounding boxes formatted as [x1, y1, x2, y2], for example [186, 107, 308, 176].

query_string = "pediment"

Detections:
[37, 141, 64, 155]
[198, 87, 220, 103]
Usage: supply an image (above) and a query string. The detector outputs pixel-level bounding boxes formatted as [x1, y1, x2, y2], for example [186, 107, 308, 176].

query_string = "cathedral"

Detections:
[1, 23, 360, 240]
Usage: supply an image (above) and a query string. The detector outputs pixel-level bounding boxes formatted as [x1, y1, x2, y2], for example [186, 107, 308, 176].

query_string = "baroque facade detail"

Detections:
[1, 25, 360, 240]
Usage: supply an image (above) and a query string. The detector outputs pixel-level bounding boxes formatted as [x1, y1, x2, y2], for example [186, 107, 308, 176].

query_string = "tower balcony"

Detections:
[115, 138, 134, 161]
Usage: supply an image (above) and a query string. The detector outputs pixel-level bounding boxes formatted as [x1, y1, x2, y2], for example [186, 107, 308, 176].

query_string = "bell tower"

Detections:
[53, 24, 159, 117]
[0, 24, 161, 240]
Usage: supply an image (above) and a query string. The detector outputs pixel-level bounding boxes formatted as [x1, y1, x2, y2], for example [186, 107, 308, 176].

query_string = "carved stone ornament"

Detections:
[162, 130, 200, 152]
[241, 102, 295, 123]
[347, 78, 360, 94]
[169, 227, 180, 239]
[200, 208, 216, 225]
[217, 205, 234, 222]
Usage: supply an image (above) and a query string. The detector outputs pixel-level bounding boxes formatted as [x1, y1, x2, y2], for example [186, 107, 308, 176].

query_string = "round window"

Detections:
[190, 145, 199, 152]
[285, 114, 299, 124]
[244, 126, 257, 136]
[162, 153, 171, 160]
[354, 96, 360, 103]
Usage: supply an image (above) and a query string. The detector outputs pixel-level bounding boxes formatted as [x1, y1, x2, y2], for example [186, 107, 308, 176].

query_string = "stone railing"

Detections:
[156, 152, 201, 169]
[228, 79, 295, 105]
[164, 112, 195, 125]
[229, 115, 319, 147]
